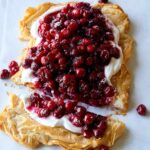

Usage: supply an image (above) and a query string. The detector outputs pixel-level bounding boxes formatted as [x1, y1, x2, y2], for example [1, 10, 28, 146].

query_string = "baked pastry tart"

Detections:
[0, 1, 134, 149]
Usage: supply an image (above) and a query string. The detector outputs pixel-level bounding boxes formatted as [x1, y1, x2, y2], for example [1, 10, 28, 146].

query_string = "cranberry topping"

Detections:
[136, 104, 147, 116]
[99, 145, 109, 150]
[0, 69, 10, 79]
[22, 2, 119, 107]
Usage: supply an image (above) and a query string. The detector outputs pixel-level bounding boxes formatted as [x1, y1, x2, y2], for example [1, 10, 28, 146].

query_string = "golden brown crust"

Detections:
[0, 93, 125, 149]
[12, 2, 134, 114]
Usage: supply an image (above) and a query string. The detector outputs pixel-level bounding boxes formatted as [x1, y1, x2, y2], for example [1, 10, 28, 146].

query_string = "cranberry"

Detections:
[98, 0, 108, 4]
[0, 69, 10, 79]
[82, 129, 93, 138]
[68, 21, 78, 31]
[41, 56, 49, 65]
[72, 115, 84, 127]
[22, 59, 32, 68]
[93, 128, 104, 138]
[34, 81, 42, 88]
[9, 60, 19, 75]
[75, 106, 86, 117]
[37, 108, 50, 117]
[29, 93, 41, 106]
[65, 101, 76, 112]
[99, 145, 109, 150]
[60, 28, 71, 38]
[87, 44, 95, 53]
[100, 50, 110, 64]
[75, 68, 86, 78]
[31, 61, 40, 71]
[86, 57, 93, 65]
[72, 9, 82, 18]
[97, 120, 107, 131]
[37, 67, 52, 81]
[44, 100, 57, 111]
[73, 56, 84, 67]
[84, 113, 95, 125]
[44, 81, 56, 90]
[136, 104, 147, 116]
[104, 85, 114, 97]
[53, 106, 65, 118]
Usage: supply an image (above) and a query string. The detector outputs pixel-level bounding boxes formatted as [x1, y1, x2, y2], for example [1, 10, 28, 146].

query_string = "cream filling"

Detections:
[20, 4, 123, 133]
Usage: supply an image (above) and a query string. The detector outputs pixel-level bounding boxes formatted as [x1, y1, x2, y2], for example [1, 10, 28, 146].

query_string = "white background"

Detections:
[0, 0, 150, 150]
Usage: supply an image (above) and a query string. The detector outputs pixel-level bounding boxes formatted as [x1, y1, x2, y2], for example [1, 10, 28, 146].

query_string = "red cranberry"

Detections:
[86, 57, 93, 65]
[44, 100, 57, 111]
[75, 68, 86, 78]
[65, 101, 76, 112]
[9, 60, 19, 75]
[43, 14, 52, 23]
[82, 129, 93, 138]
[0, 69, 10, 79]
[31, 61, 40, 71]
[37, 67, 52, 81]
[68, 21, 78, 31]
[100, 50, 110, 64]
[72, 115, 84, 127]
[136, 104, 147, 116]
[73, 56, 84, 67]
[34, 81, 42, 88]
[98, 0, 108, 4]
[93, 128, 104, 138]
[104, 85, 114, 97]
[84, 113, 95, 125]
[41, 56, 49, 65]
[44, 81, 56, 90]
[99, 145, 109, 150]
[75, 106, 87, 117]
[72, 9, 82, 18]
[22, 59, 32, 68]
[60, 28, 71, 38]
[37, 108, 50, 117]
[30, 93, 41, 105]
[97, 120, 107, 131]
[87, 44, 95, 53]
[53, 106, 65, 118]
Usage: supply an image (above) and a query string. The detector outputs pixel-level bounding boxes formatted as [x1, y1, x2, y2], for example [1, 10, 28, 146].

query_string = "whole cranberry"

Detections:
[65, 101, 76, 113]
[0, 69, 10, 79]
[37, 108, 50, 118]
[87, 44, 95, 53]
[22, 58, 32, 68]
[9, 60, 19, 75]
[43, 100, 57, 111]
[99, 145, 109, 150]
[136, 104, 147, 116]
[98, 0, 108, 3]
[82, 129, 93, 138]
[75, 68, 86, 78]
[53, 106, 65, 118]
[72, 9, 82, 18]
[72, 115, 84, 127]
[84, 112, 95, 125]
[75, 106, 87, 117]
[41, 56, 49, 65]
[68, 21, 78, 31]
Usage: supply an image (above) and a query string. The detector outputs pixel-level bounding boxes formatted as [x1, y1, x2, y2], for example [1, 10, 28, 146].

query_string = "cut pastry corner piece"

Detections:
[0, 93, 125, 149]
[11, 2, 134, 114]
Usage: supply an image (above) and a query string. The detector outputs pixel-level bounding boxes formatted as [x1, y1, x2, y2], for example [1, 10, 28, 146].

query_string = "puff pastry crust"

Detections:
[11, 2, 134, 114]
[0, 93, 125, 149]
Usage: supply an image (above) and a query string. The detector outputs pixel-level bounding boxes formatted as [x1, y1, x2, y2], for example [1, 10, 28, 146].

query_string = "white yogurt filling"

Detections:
[20, 4, 123, 133]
